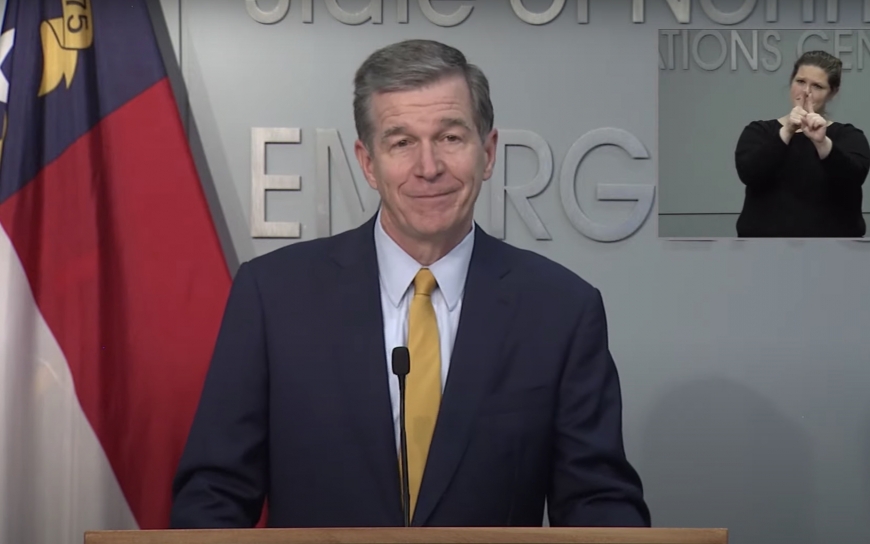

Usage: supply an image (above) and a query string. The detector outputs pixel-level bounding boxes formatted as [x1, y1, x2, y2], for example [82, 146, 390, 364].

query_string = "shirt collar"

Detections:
[374, 210, 474, 311]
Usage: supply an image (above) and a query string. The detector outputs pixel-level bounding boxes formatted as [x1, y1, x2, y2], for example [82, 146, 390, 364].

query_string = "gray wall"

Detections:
[658, 27, 870, 237]
[164, 1, 866, 542]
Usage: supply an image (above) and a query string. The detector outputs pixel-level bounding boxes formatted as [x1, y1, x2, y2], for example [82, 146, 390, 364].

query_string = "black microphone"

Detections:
[391, 346, 411, 527]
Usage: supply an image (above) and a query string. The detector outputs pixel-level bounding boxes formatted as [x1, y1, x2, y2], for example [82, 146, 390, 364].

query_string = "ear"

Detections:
[354, 139, 379, 190]
[481, 128, 498, 181]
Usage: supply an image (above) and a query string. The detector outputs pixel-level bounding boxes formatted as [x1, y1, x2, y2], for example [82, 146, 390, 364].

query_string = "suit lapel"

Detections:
[330, 216, 404, 525]
[412, 226, 517, 526]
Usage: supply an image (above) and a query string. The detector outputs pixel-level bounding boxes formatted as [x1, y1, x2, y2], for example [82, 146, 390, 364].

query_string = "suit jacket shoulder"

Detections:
[241, 219, 374, 286]
[482, 231, 602, 306]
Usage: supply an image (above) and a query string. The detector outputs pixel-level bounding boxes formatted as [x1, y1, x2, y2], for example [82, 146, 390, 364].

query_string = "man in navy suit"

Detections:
[170, 39, 650, 528]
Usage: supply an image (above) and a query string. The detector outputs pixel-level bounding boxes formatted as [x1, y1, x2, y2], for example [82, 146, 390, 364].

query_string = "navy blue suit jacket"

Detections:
[170, 216, 650, 528]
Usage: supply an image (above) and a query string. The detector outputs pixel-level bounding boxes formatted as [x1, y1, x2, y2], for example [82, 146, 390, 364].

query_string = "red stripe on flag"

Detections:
[0, 77, 232, 528]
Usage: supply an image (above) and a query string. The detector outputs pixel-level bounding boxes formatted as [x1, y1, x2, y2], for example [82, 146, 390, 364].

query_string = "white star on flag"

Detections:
[0, 28, 15, 104]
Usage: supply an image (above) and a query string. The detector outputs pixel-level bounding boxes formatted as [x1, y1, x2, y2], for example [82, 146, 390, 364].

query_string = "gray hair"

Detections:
[353, 39, 494, 151]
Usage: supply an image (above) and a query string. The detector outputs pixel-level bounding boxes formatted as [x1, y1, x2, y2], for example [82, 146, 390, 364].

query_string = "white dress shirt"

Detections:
[373, 212, 474, 450]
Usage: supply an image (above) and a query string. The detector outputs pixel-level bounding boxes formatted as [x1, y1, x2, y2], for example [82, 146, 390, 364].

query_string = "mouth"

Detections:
[413, 191, 457, 200]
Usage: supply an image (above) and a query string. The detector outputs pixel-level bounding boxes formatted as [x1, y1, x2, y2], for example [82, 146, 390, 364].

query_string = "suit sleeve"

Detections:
[170, 261, 269, 528]
[547, 288, 650, 527]
[734, 121, 789, 187]
[823, 124, 870, 188]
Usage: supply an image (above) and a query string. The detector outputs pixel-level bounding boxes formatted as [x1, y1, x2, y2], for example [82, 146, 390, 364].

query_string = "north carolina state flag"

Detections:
[0, 1, 231, 541]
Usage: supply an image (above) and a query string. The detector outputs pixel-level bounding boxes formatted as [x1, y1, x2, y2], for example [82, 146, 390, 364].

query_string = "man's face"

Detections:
[355, 74, 497, 248]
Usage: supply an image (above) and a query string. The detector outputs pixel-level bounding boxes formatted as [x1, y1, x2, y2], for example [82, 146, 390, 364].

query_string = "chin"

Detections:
[409, 215, 462, 239]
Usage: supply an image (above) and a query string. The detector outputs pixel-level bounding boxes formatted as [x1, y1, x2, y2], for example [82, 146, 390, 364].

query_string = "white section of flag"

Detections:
[0, 225, 138, 544]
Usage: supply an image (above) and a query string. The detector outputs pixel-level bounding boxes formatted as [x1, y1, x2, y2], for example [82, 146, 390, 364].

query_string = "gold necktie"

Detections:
[404, 268, 441, 520]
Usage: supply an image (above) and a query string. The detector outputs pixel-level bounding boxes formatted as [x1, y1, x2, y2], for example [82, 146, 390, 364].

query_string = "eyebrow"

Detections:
[380, 118, 474, 142]
[381, 125, 409, 141]
[439, 117, 473, 132]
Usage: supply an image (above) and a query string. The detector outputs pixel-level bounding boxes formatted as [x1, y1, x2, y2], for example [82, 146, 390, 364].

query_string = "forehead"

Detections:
[795, 65, 828, 84]
[370, 75, 475, 127]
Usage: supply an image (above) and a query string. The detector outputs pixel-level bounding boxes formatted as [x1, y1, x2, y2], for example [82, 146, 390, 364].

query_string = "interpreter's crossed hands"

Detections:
[786, 93, 827, 144]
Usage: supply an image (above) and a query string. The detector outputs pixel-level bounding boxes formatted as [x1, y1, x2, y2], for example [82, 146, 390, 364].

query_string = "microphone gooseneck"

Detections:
[391, 346, 411, 527]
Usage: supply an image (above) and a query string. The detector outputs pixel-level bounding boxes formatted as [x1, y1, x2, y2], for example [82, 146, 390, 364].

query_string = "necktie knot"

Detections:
[414, 268, 437, 297]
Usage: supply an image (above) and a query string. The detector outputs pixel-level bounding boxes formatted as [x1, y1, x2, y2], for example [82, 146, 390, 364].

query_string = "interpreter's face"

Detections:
[355, 75, 497, 247]
[790, 65, 833, 113]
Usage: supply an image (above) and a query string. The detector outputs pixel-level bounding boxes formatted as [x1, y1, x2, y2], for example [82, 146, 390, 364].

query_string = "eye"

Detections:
[444, 134, 461, 143]
[393, 139, 409, 148]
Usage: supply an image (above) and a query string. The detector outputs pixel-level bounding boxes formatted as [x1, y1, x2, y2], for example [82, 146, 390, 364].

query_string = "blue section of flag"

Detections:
[0, 0, 167, 204]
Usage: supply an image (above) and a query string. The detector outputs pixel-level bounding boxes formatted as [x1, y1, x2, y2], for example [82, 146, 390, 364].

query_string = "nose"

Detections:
[414, 141, 444, 181]
[795, 84, 810, 101]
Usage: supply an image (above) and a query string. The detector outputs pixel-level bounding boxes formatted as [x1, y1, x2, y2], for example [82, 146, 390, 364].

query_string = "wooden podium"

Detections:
[84, 527, 728, 544]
